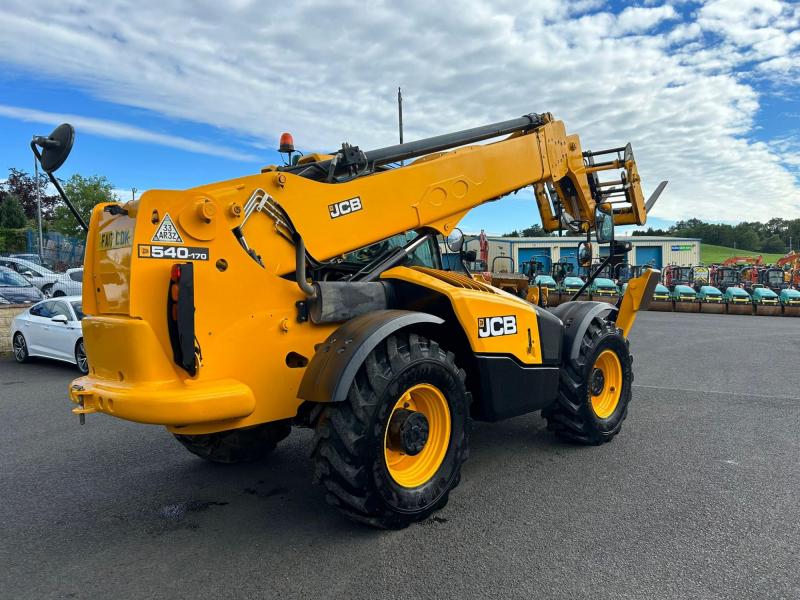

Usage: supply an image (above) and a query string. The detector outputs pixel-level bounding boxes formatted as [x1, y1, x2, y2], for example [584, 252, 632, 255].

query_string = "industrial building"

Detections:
[445, 234, 700, 272]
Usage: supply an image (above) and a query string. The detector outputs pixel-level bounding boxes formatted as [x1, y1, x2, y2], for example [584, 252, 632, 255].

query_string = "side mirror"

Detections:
[35, 123, 75, 174]
[51, 314, 69, 324]
[577, 242, 593, 268]
[445, 229, 465, 253]
[595, 203, 614, 244]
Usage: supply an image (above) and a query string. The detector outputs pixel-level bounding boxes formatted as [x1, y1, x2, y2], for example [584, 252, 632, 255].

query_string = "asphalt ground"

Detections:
[1, 311, 798, 599]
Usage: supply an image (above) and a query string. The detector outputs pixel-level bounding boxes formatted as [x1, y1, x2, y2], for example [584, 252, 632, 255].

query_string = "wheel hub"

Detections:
[386, 409, 430, 456]
[589, 367, 605, 396]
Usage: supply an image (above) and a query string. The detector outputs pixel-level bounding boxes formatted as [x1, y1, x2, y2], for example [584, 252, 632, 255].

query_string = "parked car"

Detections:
[51, 268, 83, 297]
[0, 256, 59, 296]
[7, 253, 55, 269]
[0, 266, 45, 304]
[10, 295, 88, 374]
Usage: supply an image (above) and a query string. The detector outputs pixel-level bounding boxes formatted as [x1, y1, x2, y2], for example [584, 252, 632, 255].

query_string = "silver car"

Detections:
[50, 268, 83, 297]
[0, 257, 59, 296]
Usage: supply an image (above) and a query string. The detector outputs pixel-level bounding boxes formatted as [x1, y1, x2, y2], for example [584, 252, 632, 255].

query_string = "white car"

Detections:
[0, 257, 59, 296]
[10, 295, 88, 374]
[51, 268, 84, 297]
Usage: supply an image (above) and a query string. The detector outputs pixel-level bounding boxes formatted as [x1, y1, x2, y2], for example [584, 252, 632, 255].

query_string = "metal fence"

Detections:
[0, 229, 85, 271]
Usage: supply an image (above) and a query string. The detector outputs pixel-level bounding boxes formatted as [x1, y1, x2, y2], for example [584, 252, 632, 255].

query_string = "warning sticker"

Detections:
[151, 213, 183, 243]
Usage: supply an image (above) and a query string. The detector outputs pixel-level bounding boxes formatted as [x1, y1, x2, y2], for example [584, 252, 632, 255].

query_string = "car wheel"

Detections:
[13, 333, 30, 363]
[53, 290, 66, 298]
[75, 339, 89, 374]
[42, 283, 54, 297]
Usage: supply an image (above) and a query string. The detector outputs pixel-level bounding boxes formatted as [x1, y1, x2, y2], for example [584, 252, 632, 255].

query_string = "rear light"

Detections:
[167, 263, 197, 376]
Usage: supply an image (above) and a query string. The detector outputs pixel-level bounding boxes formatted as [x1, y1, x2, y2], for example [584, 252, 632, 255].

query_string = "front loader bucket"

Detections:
[674, 301, 700, 313]
[648, 300, 673, 312]
[727, 303, 753, 315]
[754, 304, 781, 316]
[700, 302, 725, 314]
[783, 305, 800, 317]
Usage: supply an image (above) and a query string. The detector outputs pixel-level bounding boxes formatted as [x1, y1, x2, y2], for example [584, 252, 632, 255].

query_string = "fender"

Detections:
[297, 309, 443, 403]
[549, 301, 618, 362]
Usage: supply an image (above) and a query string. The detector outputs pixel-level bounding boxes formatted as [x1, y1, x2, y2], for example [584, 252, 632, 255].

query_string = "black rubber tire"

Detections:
[174, 420, 292, 464]
[75, 339, 89, 374]
[543, 316, 632, 445]
[311, 332, 471, 529]
[13, 332, 30, 363]
[42, 283, 53, 298]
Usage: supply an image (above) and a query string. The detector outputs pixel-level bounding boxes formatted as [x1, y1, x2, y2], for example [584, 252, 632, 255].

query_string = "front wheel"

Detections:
[543, 317, 633, 445]
[311, 332, 471, 529]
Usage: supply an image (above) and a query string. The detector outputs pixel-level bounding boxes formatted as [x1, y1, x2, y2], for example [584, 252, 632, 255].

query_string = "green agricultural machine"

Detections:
[724, 286, 753, 315]
[588, 277, 620, 304]
[697, 285, 725, 314]
[561, 275, 588, 302]
[672, 284, 700, 313]
[751, 286, 781, 316]
[780, 288, 800, 316]
[649, 282, 673, 312]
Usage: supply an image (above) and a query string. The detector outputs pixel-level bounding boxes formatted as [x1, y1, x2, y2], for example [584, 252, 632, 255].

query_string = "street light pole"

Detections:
[33, 138, 44, 261]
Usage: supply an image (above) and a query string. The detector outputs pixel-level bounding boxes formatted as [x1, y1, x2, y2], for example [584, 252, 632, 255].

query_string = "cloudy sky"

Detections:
[0, 0, 798, 234]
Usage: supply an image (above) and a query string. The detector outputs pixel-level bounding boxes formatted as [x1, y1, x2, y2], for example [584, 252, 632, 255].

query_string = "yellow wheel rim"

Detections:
[590, 349, 622, 419]
[384, 383, 451, 488]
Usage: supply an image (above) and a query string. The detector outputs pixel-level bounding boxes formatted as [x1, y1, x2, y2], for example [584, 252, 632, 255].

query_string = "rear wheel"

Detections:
[42, 283, 54, 297]
[543, 317, 632, 444]
[13, 333, 29, 363]
[173, 420, 292, 464]
[311, 332, 471, 529]
[75, 339, 89, 374]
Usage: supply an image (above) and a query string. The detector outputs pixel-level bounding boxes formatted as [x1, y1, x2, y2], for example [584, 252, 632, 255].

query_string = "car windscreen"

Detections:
[0, 269, 32, 287]
[70, 301, 85, 320]
[69, 270, 84, 282]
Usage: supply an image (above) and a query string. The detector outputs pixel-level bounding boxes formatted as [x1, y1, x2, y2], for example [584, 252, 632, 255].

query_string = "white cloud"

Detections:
[0, 0, 797, 223]
[0, 105, 258, 162]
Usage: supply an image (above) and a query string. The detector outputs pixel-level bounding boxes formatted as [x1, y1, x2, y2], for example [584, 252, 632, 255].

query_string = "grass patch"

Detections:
[700, 243, 785, 265]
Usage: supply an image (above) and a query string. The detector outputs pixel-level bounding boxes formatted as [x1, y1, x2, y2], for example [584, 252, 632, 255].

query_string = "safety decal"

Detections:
[151, 213, 184, 243]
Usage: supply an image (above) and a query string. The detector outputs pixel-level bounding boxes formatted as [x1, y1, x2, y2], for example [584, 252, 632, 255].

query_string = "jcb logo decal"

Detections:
[478, 315, 517, 338]
[329, 197, 363, 219]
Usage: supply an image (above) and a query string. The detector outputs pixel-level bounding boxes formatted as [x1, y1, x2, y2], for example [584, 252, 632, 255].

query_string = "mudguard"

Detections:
[549, 301, 617, 362]
[297, 309, 443, 403]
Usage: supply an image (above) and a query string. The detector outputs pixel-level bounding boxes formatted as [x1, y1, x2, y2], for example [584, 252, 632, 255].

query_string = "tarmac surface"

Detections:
[1, 311, 798, 599]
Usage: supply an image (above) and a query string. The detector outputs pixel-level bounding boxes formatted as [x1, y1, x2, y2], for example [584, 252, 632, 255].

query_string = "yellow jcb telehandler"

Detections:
[32, 111, 665, 528]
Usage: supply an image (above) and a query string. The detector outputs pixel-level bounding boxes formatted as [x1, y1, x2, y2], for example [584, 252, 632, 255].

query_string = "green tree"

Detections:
[761, 234, 785, 254]
[52, 174, 117, 238]
[0, 192, 27, 228]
